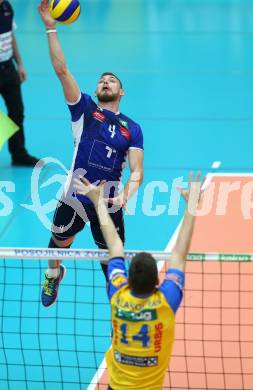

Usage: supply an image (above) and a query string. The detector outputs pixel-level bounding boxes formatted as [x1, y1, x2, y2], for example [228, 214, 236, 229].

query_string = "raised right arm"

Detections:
[169, 172, 202, 272]
[38, 0, 80, 103]
[159, 172, 203, 313]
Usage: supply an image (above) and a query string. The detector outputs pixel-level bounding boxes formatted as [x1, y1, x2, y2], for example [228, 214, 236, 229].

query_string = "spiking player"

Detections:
[38, 0, 144, 307]
[74, 172, 202, 390]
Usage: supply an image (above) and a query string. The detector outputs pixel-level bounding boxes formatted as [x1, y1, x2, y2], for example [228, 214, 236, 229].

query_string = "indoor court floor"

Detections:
[0, 1, 253, 389]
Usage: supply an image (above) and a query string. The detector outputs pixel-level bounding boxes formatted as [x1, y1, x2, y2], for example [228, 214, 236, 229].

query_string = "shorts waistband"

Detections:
[0, 58, 13, 69]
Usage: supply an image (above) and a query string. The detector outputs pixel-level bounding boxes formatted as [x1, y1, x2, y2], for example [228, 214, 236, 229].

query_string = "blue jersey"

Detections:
[106, 258, 185, 389]
[65, 93, 143, 203]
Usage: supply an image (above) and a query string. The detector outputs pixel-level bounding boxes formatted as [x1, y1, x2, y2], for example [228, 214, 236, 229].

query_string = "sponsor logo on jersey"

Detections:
[111, 274, 127, 288]
[154, 322, 163, 352]
[120, 127, 131, 141]
[92, 111, 105, 122]
[115, 308, 157, 322]
[114, 350, 158, 367]
[119, 120, 128, 129]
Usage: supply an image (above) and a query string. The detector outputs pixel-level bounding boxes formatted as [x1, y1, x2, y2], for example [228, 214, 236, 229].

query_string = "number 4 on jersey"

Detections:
[108, 125, 116, 138]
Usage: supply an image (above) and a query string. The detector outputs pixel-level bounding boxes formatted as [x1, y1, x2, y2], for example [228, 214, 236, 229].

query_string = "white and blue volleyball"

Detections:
[49, 0, 81, 25]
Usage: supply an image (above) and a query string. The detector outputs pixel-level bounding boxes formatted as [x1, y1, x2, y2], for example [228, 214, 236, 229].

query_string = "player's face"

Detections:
[95, 75, 124, 103]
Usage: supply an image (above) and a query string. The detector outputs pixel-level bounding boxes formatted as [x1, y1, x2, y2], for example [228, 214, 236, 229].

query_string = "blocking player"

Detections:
[38, 0, 144, 307]
[74, 172, 202, 389]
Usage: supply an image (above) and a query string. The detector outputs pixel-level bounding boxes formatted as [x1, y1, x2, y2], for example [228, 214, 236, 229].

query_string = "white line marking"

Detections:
[211, 161, 221, 169]
[87, 360, 107, 390]
[201, 172, 214, 191]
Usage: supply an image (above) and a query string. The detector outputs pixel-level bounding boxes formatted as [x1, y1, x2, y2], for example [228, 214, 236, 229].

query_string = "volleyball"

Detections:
[49, 0, 81, 25]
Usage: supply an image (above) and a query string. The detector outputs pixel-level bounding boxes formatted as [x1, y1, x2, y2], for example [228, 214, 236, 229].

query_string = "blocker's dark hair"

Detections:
[100, 72, 123, 88]
[128, 252, 158, 295]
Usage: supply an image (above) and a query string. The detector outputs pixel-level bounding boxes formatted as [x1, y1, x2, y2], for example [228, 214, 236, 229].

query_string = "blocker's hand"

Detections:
[104, 193, 129, 213]
[74, 177, 106, 205]
[177, 171, 205, 212]
[38, 0, 56, 28]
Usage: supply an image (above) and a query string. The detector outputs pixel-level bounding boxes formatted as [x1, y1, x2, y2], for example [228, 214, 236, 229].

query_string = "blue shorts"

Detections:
[51, 198, 125, 248]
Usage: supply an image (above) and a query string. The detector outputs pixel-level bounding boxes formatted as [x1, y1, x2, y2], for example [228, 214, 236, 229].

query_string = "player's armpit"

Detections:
[67, 93, 95, 122]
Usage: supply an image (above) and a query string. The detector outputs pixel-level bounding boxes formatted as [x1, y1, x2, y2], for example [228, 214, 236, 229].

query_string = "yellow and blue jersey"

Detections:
[106, 258, 185, 390]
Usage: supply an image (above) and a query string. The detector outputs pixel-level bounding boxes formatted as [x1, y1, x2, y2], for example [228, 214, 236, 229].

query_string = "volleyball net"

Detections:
[0, 248, 253, 390]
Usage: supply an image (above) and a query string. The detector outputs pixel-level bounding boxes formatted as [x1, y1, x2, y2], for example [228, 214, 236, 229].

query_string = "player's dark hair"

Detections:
[100, 72, 123, 88]
[128, 252, 158, 295]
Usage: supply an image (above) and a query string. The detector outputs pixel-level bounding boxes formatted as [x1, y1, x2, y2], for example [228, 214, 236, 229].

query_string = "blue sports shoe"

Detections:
[41, 265, 66, 307]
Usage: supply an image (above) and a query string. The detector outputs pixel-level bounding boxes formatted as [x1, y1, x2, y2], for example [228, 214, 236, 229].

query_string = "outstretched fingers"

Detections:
[74, 177, 107, 199]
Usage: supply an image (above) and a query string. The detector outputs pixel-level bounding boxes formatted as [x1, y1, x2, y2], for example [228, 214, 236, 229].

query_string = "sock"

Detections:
[47, 268, 60, 278]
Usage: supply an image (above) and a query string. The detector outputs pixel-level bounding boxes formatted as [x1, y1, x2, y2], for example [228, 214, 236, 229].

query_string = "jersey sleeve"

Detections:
[67, 93, 95, 122]
[107, 257, 128, 301]
[159, 268, 185, 314]
[129, 124, 144, 150]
